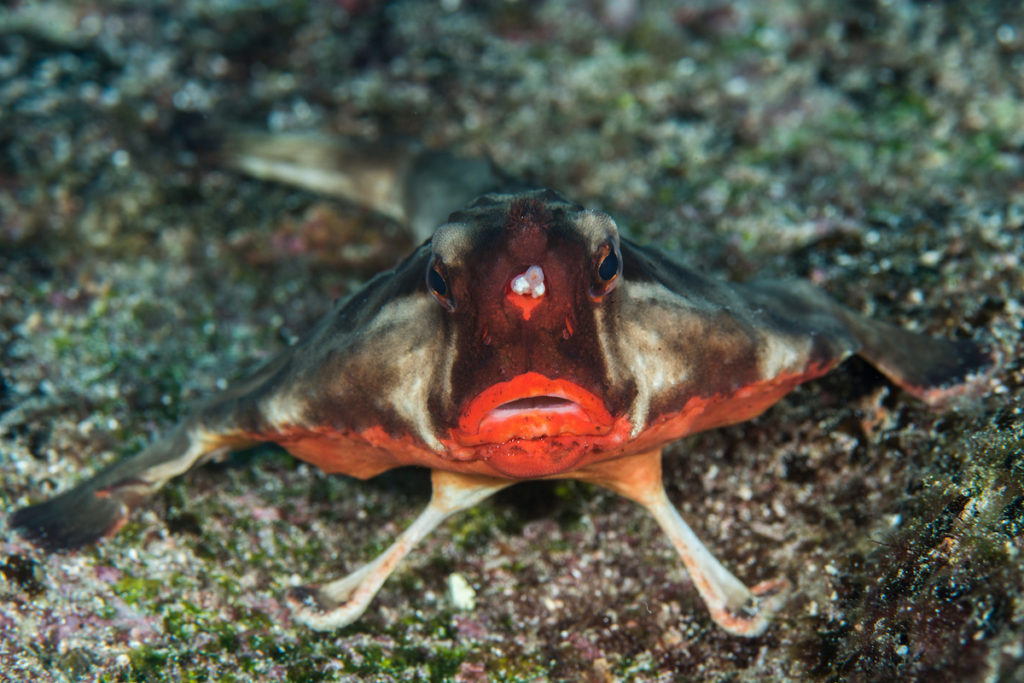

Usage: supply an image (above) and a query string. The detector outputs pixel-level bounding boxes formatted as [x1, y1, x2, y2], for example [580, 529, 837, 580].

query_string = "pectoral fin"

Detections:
[740, 278, 997, 410]
[9, 424, 243, 551]
[838, 309, 997, 409]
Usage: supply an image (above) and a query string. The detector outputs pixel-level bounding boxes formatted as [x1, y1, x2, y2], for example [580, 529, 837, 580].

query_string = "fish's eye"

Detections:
[589, 240, 622, 301]
[428, 266, 447, 296]
[426, 259, 456, 311]
[598, 249, 619, 281]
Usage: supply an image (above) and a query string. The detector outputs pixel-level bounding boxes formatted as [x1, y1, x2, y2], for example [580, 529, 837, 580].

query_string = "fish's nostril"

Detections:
[510, 265, 546, 298]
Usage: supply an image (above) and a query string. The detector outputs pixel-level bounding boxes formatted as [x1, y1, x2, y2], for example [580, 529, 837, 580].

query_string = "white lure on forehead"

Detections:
[510, 265, 546, 298]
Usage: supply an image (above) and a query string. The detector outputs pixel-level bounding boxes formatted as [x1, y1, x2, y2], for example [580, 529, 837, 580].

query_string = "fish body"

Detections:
[10, 139, 996, 636]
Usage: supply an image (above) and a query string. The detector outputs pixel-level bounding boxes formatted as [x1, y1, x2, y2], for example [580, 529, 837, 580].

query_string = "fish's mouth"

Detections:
[454, 372, 615, 447]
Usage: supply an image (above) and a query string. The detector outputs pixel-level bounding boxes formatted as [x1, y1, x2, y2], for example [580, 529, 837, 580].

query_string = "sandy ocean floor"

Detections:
[1, 1, 1022, 680]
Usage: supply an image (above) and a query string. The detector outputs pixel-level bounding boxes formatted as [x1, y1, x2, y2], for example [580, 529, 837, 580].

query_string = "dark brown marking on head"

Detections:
[428, 191, 635, 433]
[506, 197, 552, 232]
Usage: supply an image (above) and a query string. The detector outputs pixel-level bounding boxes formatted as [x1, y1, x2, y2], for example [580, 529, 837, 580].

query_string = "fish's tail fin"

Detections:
[221, 130, 510, 241]
[222, 131, 414, 223]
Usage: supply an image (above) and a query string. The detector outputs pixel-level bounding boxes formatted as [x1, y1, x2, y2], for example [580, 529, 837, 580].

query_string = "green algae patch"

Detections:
[337, 642, 468, 681]
[115, 575, 172, 607]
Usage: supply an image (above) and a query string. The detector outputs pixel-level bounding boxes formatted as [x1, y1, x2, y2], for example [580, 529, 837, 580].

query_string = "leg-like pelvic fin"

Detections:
[288, 469, 511, 631]
[571, 449, 787, 637]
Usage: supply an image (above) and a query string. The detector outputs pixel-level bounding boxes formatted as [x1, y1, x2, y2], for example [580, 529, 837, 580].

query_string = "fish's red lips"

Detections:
[446, 372, 634, 478]
[454, 372, 615, 447]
